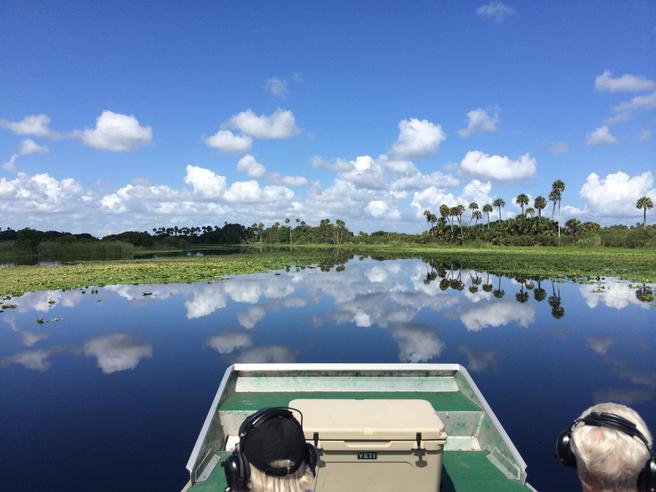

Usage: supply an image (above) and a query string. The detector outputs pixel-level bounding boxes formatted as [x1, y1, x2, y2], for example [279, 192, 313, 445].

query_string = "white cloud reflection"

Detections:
[579, 283, 649, 310]
[81, 334, 153, 374]
[206, 332, 253, 354]
[1, 347, 62, 371]
[388, 323, 444, 363]
[460, 301, 535, 331]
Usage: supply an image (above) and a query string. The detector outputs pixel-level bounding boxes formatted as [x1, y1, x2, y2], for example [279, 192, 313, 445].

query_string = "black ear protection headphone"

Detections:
[556, 412, 656, 492]
[222, 407, 318, 492]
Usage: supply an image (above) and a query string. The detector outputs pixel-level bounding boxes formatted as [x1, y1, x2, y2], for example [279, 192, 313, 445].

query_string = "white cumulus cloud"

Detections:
[460, 150, 536, 181]
[237, 154, 266, 178]
[390, 118, 446, 159]
[0, 172, 84, 214]
[2, 139, 49, 172]
[586, 125, 617, 146]
[184, 165, 227, 198]
[205, 129, 252, 153]
[226, 109, 299, 139]
[80, 110, 152, 152]
[458, 108, 500, 138]
[595, 70, 656, 93]
[580, 171, 656, 218]
[365, 200, 401, 219]
[613, 91, 656, 115]
[476, 1, 515, 22]
[0, 114, 60, 139]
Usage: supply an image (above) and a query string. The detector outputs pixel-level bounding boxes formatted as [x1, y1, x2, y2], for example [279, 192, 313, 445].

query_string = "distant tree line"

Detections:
[250, 218, 352, 245]
[421, 180, 655, 248]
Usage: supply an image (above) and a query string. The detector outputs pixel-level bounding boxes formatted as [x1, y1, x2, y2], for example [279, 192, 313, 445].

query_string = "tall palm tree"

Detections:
[423, 209, 431, 230]
[534, 196, 547, 218]
[472, 210, 482, 226]
[468, 202, 479, 225]
[455, 205, 465, 239]
[493, 198, 505, 221]
[449, 207, 459, 234]
[423, 209, 438, 237]
[551, 180, 565, 239]
[515, 194, 529, 216]
[482, 204, 493, 229]
[636, 196, 653, 229]
[439, 204, 450, 225]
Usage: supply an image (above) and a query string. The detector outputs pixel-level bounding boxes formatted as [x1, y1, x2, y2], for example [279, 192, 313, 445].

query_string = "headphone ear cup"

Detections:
[222, 452, 242, 491]
[306, 443, 318, 475]
[556, 430, 577, 468]
[637, 457, 656, 492]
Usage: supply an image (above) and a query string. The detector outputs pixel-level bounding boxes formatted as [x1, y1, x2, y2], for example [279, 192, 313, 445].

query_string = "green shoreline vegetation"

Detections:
[1, 245, 655, 297]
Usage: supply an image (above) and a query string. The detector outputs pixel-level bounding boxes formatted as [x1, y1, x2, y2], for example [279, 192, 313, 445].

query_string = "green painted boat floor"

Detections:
[219, 391, 481, 412]
[442, 452, 532, 491]
[188, 451, 531, 491]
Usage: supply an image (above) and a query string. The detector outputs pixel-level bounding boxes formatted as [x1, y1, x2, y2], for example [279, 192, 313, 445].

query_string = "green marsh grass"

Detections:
[0, 246, 654, 297]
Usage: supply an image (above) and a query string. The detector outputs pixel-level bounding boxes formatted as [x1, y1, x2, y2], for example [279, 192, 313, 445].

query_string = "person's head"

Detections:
[223, 407, 317, 492]
[558, 402, 654, 492]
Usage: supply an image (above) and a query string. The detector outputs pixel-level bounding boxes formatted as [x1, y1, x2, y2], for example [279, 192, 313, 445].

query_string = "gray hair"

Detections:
[571, 402, 652, 492]
[248, 459, 315, 492]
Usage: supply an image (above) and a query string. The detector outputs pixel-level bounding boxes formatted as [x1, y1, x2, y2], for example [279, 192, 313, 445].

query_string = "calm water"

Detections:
[1, 257, 654, 491]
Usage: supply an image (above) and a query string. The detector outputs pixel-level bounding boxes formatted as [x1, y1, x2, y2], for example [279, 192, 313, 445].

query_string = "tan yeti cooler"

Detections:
[290, 399, 447, 492]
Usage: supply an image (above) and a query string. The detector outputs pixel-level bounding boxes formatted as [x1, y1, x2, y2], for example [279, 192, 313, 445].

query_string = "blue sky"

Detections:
[1, 0, 655, 235]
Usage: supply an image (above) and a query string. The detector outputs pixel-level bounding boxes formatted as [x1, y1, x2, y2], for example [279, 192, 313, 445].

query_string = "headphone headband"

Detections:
[574, 412, 652, 452]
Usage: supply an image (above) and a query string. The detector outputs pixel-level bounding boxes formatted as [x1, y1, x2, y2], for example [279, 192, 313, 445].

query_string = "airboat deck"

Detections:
[183, 364, 536, 491]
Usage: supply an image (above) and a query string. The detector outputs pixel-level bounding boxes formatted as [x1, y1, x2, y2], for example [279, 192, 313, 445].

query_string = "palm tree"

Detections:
[565, 218, 581, 236]
[551, 180, 565, 239]
[449, 207, 459, 235]
[636, 196, 653, 229]
[472, 210, 482, 226]
[423, 209, 432, 234]
[468, 202, 479, 225]
[515, 194, 529, 216]
[423, 210, 438, 237]
[534, 196, 547, 218]
[525, 207, 535, 218]
[455, 205, 465, 239]
[439, 204, 450, 231]
[483, 204, 493, 229]
[493, 198, 505, 221]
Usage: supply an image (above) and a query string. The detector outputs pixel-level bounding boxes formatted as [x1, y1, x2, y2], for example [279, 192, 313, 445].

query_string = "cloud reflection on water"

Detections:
[81, 334, 153, 374]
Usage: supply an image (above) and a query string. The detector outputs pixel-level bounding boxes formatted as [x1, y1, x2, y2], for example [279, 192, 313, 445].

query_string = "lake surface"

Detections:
[1, 256, 654, 491]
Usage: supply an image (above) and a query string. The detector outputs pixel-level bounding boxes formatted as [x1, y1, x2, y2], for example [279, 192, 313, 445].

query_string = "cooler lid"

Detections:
[290, 399, 446, 441]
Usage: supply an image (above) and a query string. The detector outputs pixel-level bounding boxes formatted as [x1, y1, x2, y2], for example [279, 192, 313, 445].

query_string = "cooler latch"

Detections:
[313, 432, 319, 448]
[416, 432, 422, 449]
